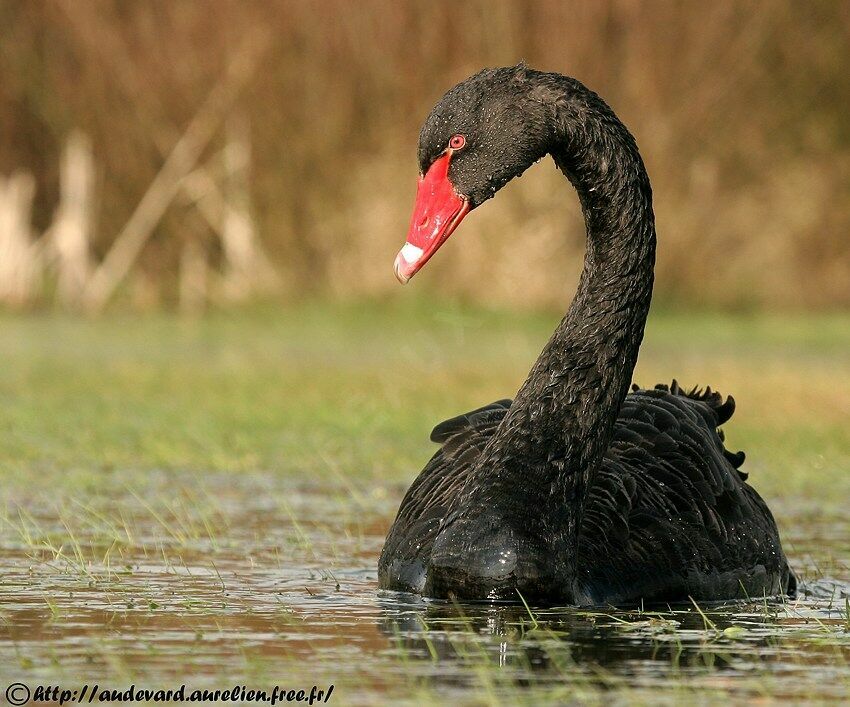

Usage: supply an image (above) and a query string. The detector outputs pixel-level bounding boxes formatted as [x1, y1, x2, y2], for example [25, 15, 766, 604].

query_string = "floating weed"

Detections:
[722, 625, 748, 639]
[516, 589, 540, 631]
[278, 497, 315, 554]
[209, 559, 227, 592]
[4, 507, 94, 578]
[689, 596, 719, 633]
[416, 616, 440, 663]
[70, 498, 133, 547]
[129, 489, 187, 546]
[3, 506, 44, 550]
[59, 513, 90, 577]
[43, 596, 61, 620]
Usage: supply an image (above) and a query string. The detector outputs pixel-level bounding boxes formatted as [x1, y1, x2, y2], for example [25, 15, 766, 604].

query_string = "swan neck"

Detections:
[530, 82, 656, 489]
[527, 83, 657, 470]
[437, 76, 657, 593]
[496, 80, 656, 565]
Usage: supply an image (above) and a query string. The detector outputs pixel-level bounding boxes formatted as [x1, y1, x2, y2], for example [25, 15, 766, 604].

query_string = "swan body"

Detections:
[379, 66, 795, 604]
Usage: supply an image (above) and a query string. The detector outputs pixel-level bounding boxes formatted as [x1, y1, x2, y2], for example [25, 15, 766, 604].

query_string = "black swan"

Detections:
[379, 65, 795, 605]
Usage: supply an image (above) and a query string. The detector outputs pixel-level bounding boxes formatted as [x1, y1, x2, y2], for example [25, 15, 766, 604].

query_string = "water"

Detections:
[1, 472, 848, 704]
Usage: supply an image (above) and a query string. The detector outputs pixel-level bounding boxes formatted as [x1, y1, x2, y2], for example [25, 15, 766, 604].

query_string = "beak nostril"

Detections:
[419, 215, 429, 227]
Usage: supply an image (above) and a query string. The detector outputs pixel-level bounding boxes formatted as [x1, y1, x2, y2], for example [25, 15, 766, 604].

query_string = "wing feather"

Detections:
[380, 381, 792, 600]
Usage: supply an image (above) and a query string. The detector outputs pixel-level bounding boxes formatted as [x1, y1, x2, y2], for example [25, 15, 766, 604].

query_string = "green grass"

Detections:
[0, 300, 847, 499]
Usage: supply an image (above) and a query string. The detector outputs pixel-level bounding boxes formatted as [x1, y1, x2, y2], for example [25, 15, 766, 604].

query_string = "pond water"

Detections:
[1, 472, 848, 704]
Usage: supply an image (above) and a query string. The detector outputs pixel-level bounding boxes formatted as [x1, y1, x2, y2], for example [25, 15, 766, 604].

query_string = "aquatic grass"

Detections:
[689, 597, 719, 633]
[516, 589, 540, 631]
[1, 506, 94, 578]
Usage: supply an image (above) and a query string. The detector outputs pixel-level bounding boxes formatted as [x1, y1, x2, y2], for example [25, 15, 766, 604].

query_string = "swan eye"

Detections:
[449, 134, 466, 150]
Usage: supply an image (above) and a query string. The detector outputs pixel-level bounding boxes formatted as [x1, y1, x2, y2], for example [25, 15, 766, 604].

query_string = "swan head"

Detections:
[394, 65, 552, 284]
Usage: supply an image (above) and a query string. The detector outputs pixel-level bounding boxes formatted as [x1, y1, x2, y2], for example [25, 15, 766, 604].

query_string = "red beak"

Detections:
[394, 151, 470, 284]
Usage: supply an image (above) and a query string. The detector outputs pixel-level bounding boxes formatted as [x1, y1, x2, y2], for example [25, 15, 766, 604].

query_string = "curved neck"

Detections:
[514, 77, 657, 474]
[462, 76, 656, 576]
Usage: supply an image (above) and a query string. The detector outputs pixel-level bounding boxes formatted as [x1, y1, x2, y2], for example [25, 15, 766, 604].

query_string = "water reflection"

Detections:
[379, 593, 769, 669]
[375, 587, 850, 699]
[0, 474, 847, 701]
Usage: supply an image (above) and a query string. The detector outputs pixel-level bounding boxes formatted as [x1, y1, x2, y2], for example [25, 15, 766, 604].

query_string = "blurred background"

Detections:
[1, 0, 849, 313]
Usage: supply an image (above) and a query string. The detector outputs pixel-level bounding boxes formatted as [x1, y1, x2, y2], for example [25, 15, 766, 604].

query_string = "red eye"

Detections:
[449, 134, 466, 150]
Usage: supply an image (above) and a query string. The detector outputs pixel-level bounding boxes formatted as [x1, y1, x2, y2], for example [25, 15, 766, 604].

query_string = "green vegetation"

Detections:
[0, 302, 847, 703]
[1, 301, 847, 497]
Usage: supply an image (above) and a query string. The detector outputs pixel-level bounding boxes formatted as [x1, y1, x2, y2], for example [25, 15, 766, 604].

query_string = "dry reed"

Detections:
[0, 0, 848, 309]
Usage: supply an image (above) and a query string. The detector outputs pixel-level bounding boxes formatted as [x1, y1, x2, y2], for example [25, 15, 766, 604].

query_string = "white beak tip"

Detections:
[400, 243, 424, 264]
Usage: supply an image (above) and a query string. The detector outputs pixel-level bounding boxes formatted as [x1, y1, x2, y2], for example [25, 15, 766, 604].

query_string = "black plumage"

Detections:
[379, 66, 795, 605]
